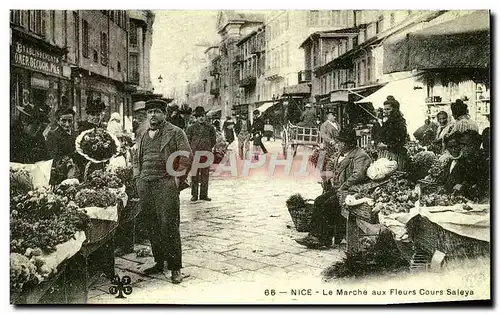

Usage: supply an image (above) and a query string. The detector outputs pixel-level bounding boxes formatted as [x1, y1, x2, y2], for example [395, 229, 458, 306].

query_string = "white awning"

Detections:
[355, 78, 416, 108]
[256, 101, 278, 114]
[355, 77, 429, 140]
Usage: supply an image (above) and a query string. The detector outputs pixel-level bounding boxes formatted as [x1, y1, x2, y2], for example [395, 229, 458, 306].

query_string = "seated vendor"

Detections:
[442, 130, 489, 201]
[295, 127, 372, 249]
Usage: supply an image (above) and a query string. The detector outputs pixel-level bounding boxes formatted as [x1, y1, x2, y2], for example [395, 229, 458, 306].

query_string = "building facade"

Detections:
[216, 11, 265, 119]
[10, 10, 155, 132]
[236, 27, 266, 118]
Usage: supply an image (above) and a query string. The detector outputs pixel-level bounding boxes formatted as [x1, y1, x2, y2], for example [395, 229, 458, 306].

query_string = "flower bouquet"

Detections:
[76, 128, 121, 163]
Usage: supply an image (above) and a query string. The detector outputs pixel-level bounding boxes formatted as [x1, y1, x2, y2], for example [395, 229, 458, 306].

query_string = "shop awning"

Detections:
[383, 11, 490, 74]
[283, 83, 311, 96]
[355, 77, 430, 139]
[256, 101, 279, 114]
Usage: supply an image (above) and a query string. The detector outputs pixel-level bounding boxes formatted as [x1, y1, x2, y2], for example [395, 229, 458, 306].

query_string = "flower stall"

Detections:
[10, 127, 140, 304]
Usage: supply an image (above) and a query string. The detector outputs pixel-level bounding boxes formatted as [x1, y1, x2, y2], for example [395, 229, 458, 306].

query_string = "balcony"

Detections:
[209, 67, 219, 76]
[298, 70, 312, 83]
[239, 76, 256, 87]
[233, 54, 242, 64]
[128, 71, 140, 85]
[210, 83, 220, 96]
[250, 44, 264, 55]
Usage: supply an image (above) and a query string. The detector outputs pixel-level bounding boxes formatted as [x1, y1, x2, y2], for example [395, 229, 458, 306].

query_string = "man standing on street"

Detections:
[222, 116, 235, 144]
[168, 104, 186, 129]
[235, 113, 252, 160]
[132, 99, 192, 284]
[319, 110, 341, 190]
[186, 106, 217, 202]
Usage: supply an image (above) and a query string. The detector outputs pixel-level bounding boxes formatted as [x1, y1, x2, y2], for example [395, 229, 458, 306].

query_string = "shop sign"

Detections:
[330, 90, 349, 102]
[12, 38, 62, 77]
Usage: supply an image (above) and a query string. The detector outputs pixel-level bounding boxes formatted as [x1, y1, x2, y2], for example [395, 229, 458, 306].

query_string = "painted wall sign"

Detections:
[12, 37, 62, 76]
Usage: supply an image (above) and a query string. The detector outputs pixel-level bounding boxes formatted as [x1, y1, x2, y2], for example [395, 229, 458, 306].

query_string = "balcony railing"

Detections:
[239, 76, 256, 87]
[209, 67, 219, 76]
[233, 54, 242, 64]
[298, 70, 312, 83]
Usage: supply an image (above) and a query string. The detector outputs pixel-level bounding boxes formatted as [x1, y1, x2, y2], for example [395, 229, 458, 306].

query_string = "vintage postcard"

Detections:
[9, 9, 491, 304]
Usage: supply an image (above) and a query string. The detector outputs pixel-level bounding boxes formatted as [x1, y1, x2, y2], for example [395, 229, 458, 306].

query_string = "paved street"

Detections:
[87, 140, 346, 304]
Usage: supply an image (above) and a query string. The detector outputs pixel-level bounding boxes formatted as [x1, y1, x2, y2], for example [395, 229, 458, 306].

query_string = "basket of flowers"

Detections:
[75, 128, 121, 164]
[286, 194, 314, 232]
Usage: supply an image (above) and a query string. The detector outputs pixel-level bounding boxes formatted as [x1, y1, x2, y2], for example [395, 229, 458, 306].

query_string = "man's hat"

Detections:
[86, 99, 106, 115]
[253, 109, 260, 115]
[305, 103, 312, 108]
[193, 106, 206, 117]
[337, 127, 357, 144]
[145, 99, 169, 112]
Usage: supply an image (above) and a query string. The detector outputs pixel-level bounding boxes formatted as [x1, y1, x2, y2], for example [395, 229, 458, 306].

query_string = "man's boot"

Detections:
[143, 262, 164, 275]
[171, 269, 182, 284]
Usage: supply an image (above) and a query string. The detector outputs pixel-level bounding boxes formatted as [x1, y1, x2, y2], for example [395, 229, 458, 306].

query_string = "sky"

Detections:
[150, 11, 221, 96]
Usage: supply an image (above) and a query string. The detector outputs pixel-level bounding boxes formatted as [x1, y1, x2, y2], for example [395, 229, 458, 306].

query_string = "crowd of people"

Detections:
[296, 95, 491, 249]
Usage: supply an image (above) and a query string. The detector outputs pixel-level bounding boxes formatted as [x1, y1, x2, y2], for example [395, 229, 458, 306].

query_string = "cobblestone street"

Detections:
[87, 140, 347, 304]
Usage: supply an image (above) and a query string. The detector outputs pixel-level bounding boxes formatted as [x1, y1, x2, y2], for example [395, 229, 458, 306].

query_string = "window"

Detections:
[390, 13, 395, 27]
[117, 61, 121, 72]
[366, 56, 372, 82]
[74, 12, 79, 63]
[82, 19, 89, 58]
[309, 10, 319, 26]
[51, 11, 55, 41]
[117, 10, 122, 26]
[101, 32, 108, 66]
[109, 10, 114, 21]
[352, 36, 358, 48]
[93, 50, 98, 63]
[129, 54, 139, 83]
[27, 10, 44, 36]
[376, 16, 384, 33]
[63, 11, 67, 48]
[129, 22, 138, 46]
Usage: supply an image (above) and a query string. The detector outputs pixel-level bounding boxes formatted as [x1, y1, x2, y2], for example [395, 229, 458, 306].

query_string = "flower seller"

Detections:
[295, 127, 372, 249]
[78, 98, 106, 133]
[442, 130, 489, 202]
[46, 107, 79, 185]
[185, 106, 217, 201]
[377, 95, 409, 171]
[132, 99, 192, 284]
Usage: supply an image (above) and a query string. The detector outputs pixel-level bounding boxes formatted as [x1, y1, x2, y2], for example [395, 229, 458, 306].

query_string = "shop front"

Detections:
[10, 31, 69, 124]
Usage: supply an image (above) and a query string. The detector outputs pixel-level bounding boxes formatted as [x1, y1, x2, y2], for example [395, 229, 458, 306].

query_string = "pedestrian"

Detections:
[264, 119, 274, 141]
[319, 110, 341, 190]
[251, 110, 268, 161]
[46, 107, 78, 185]
[222, 116, 235, 144]
[185, 106, 217, 201]
[168, 104, 186, 129]
[295, 127, 372, 249]
[377, 96, 409, 171]
[297, 103, 317, 128]
[132, 99, 192, 283]
[107, 112, 123, 138]
[235, 113, 252, 160]
[11, 104, 49, 163]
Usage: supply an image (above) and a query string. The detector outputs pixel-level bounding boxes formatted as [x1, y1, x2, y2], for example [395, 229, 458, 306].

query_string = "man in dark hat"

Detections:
[235, 112, 252, 160]
[132, 99, 192, 284]
[296, 127, 372, 249]
[78, 98, 106, 132]
[222, 116, 235, 144]
[168, 104, 186, 129]
[185, 106, 217, 201]
[251, 109, 268, 155]
[11, 104, 49, 163]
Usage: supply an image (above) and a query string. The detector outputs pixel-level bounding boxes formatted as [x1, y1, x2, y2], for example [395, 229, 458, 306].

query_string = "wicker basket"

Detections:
[287, 202, 314, 232]
[84, 219, 118, 244]
[407, 215, 490, 259]
[338, 190, 379, 224]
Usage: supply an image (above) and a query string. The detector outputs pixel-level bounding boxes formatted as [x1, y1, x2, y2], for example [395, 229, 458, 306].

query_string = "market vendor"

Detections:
[377, 96, 409, 171]
[429, 111, 453, 153]
[295, 127, 372, 249]
[78, 98, 106, 133]
[442, 130, 489, 201]
[448, 99, 479, 135]
[46, 107, 78, 185]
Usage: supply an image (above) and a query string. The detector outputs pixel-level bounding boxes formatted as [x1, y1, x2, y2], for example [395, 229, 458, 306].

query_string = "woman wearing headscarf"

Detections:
[377, 96, 409, 171]
[429, 111, 453, 153]
[107, 112, 123, 138]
